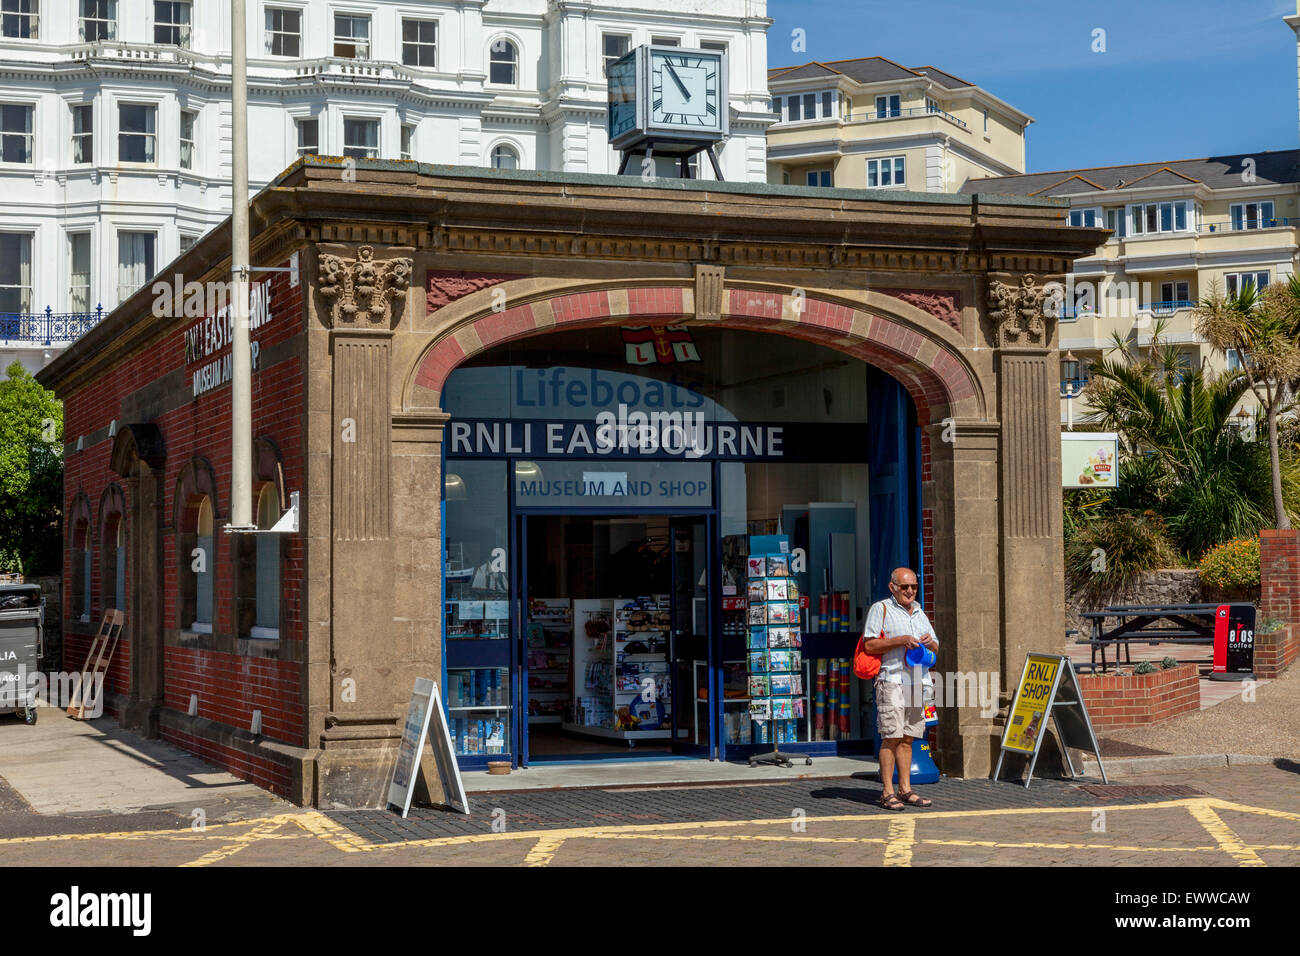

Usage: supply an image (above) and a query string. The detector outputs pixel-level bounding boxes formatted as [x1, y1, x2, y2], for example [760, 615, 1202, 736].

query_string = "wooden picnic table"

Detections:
[1077, 603, 1219, 673]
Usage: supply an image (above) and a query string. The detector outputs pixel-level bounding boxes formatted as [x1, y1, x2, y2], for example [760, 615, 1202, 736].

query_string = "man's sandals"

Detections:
[878, 790, 932, 810]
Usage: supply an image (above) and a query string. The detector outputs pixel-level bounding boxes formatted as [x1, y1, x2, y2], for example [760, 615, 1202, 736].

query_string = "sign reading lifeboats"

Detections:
[176, 278, 275, 398]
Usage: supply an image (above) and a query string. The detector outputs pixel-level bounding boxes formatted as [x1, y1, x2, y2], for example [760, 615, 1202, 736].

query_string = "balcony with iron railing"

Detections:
[846, 105, 969, 129]
[1138, 299, 1196, 315]
[0, 306, 105, 346]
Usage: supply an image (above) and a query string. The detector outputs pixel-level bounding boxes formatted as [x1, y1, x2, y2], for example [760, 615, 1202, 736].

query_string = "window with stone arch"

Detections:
[490, 143, 519, 170]
[488, 36, 518, 85]
[175, 458, 219, 634]
[236, 438, 285, 640]
[69, 493, 93, 623]
[98, 484, 127, 614]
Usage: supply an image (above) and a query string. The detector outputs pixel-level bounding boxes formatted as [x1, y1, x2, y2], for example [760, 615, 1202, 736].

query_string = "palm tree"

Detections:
[1193, 280, 1300, 531]
[1082, 317, 1266, 557]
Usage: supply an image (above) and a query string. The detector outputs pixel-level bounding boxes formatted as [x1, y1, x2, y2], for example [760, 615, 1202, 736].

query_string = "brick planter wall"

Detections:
[1256, 625, 1299, 679]
[1261, 529, 1300, 626]
[1078, 663, 1200, 728]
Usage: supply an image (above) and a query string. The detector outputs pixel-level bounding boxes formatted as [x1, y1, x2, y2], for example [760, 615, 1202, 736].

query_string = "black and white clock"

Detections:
[607, 44, 729, 160]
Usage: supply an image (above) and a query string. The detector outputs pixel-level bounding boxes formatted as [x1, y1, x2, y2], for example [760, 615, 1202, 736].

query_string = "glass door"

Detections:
[670, 514, 714, 756]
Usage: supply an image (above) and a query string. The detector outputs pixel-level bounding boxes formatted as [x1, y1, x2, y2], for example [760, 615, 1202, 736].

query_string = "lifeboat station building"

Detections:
[38, 159, 1103, 808]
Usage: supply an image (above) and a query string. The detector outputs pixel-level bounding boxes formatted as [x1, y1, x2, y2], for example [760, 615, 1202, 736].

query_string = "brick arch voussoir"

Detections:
[409, 284, 976, 423]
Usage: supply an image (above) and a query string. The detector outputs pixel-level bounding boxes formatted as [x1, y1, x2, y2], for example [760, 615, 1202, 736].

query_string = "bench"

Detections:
[1078, 604, 1219, 673]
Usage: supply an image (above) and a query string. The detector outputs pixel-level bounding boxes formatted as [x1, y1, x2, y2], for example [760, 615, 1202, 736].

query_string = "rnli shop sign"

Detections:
[175, 279, 276, 398]
[448, 415, 871, 463]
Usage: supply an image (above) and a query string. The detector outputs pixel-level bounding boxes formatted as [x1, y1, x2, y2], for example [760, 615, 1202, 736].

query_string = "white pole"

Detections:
[229, 0, 253, 529]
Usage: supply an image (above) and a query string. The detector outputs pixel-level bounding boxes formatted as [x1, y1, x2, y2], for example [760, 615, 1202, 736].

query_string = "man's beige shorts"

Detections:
[875, 680, 926, 739]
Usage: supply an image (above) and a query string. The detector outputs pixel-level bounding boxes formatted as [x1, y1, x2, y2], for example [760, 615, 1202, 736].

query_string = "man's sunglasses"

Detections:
[892, 582, 917, 591]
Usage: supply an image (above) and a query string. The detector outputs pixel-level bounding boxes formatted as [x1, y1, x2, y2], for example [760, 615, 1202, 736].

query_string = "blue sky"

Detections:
[766, 0, 1299, 174]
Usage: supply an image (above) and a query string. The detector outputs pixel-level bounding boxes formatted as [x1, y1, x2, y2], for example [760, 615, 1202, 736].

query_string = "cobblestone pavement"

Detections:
[0, 764, 1297, 866]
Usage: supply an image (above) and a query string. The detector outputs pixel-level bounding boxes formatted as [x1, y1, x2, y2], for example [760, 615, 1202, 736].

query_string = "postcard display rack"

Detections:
[565, 597, 673, 745]
[746, 549, 813, 768]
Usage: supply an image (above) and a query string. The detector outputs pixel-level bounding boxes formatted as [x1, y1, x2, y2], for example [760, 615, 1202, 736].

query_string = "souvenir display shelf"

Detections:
[564, 597, 674, 745]
[446, 666, 510, 756]
[526, 599, 572, 724]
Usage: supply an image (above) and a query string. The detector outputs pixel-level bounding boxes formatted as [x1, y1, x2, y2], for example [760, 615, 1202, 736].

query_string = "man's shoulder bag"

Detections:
[853, 601, 886, 680]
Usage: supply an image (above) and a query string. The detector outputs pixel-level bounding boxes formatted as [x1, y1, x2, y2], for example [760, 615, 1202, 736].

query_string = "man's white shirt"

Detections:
[863, 596, 938, 686]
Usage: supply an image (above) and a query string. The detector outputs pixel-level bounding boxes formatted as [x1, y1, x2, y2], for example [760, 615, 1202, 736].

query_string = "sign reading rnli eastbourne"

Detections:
[176, 279, 275, 398]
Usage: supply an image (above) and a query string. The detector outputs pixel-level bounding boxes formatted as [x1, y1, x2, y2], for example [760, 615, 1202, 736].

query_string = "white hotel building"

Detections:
[0, 0, 774, 372]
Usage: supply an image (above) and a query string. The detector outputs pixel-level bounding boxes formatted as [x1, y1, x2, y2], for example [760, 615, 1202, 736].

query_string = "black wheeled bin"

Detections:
[0, 583, 43, 724]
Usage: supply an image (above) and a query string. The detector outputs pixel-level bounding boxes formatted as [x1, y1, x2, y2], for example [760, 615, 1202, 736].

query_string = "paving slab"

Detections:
[0, 709, 287, 817]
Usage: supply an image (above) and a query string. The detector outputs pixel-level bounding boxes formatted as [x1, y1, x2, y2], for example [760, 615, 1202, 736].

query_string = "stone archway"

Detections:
[403, 280, 986, 427]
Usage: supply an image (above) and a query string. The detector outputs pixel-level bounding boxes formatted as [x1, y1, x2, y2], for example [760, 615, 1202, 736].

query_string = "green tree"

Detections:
[1193, 280, 1300, 531]
[0, 363, 63, 575]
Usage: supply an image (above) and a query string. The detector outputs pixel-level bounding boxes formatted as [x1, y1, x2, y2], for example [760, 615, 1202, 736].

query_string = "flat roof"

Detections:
[275, 155, 1067, 209]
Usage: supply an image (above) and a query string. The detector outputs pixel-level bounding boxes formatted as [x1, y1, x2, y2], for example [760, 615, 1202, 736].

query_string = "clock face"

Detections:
[649, 50, 721, 130]
[607, 54, 639, 140]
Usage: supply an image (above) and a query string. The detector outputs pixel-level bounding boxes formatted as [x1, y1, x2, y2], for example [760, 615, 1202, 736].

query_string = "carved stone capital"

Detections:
[318, 245, 412, 330]
[987, 273, 1051, 348]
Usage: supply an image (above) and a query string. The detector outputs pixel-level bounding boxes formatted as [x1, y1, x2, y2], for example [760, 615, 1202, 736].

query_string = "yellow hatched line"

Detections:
[883, 817, 917, 866]
[1185, 803, 1267, 867]
[181, 818, 293, 868]
[522, 835, 567, 867]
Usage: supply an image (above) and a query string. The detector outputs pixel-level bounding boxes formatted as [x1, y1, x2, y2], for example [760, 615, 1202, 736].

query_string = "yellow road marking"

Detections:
[182, 819, 294, 867]
[288, 811, 371, 853]
[883, 818, 917, 867]
[522, 835, 566, 866]
[1, 797, 1297, 868]
[1186, 803, 1267, 867]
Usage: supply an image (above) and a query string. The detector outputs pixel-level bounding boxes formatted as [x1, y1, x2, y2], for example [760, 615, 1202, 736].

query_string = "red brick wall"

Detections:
[1078, 663, 1200, 727]
[1261, 529, 1300, 627]
[1256, 625, 1299, 679]
[60, 255, 307, 791]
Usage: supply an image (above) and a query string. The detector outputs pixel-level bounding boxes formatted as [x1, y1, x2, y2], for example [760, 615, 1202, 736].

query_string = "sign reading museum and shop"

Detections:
[513, 460, 712, 508]
[449, 416, 871, 463]
[170, 278, 276, 398]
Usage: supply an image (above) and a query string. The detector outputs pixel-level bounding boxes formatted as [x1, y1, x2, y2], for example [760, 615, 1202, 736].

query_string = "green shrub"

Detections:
[1197, 536, 1261, 591]
[1259, 618, 1284, 634]
[1065, 510, 1178, 596]
[1160, 656, 1178, 669]
[1134, 661, 1157, 675]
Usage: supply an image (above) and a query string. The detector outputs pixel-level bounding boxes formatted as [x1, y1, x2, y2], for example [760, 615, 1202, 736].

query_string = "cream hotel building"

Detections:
[768, 27, 1300, 425]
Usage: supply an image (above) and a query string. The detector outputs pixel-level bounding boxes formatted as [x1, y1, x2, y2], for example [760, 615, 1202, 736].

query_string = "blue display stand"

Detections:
[870, 681, 939, 785]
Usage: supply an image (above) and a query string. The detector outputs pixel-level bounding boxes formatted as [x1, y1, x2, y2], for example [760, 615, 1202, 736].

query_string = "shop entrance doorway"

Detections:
[518, 512, 716, 764]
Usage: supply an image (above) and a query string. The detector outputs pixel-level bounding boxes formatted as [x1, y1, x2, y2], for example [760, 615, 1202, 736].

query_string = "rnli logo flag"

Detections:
[622, 326, 701, 365]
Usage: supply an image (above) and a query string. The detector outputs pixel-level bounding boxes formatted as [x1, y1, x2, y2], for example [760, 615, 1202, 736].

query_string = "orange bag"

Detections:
[853, 602, 885, 679]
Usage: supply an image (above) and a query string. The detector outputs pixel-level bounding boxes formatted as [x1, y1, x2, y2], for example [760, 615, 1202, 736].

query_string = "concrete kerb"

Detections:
[1077, 753, 1284, 777]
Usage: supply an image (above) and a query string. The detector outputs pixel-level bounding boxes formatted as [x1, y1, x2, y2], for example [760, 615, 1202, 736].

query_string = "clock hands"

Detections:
[663, 60, 691, 101]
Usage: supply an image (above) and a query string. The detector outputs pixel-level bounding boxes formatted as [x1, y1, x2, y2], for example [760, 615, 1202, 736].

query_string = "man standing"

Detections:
[861, 567, 938, 810]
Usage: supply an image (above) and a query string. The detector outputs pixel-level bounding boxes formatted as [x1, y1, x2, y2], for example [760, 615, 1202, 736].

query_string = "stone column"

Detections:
[313, 246, 414, 807]
[928, 420, 1003, 777]
[987, 273, 1066, 721]
[391, 410, 451, 806]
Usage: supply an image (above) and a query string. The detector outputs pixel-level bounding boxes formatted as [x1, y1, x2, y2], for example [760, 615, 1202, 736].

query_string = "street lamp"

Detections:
[1235, 407, 1253, 440]
[1060, 349, 1080, 429]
